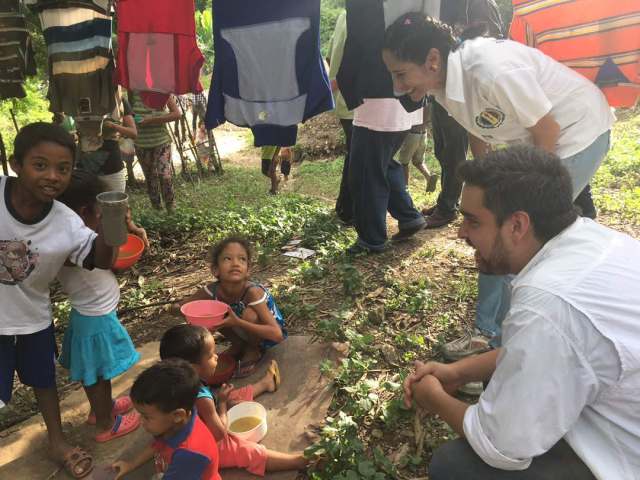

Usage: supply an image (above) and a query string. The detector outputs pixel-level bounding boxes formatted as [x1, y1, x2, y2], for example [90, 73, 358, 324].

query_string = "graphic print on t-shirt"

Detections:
[0, 240, 38, 285]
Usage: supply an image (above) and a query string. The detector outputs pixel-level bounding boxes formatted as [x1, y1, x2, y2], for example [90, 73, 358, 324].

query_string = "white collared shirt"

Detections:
[432, 37, 614, 158]
[463, 218, 640, 479]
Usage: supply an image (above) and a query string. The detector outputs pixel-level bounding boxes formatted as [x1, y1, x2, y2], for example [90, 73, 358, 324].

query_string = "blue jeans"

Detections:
[474, 131, 611, 345]
[476, 274, 512, 346]
[348, 126, 425, 250]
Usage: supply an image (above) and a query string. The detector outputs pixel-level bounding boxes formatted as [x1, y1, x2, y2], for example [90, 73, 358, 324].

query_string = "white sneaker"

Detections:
[459, 381, 484, 396]
[441, 329, 491, 362]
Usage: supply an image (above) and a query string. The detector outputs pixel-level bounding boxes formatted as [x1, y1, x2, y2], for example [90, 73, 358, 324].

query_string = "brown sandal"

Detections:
[267, 360, 281, 392]
[62, 446, 94, 479]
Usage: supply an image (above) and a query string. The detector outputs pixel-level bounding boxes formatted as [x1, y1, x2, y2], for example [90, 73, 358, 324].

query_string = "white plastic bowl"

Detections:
[227, 401, 268, 443]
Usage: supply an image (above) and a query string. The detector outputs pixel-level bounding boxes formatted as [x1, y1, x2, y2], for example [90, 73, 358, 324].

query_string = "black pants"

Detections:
[429, 438, 596, 480]
[348, 126, 424, 250]
[335, 118, 354, 222]
[575, 184, 597, 218]
[431, 101, 469, 215]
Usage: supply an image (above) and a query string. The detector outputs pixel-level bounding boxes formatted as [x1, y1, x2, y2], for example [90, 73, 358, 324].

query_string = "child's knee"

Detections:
[242, 307, 259, 324]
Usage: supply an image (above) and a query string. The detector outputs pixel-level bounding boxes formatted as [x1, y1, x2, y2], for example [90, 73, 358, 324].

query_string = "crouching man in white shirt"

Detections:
[405, 145, 640, 480]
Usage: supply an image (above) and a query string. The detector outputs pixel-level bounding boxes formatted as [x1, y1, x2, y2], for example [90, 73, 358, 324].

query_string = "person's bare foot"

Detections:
[250, 360, 281, 398]
[260, 360, 280, 393]
[234, 347, 264, 377]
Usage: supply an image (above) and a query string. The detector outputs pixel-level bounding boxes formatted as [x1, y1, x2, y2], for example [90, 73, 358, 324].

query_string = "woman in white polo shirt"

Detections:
[382, 13, 614, 216]
[381, 13, 614, 354]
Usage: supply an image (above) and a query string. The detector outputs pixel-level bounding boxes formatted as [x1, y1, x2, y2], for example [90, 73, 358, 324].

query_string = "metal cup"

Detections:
[96, 191, 128, 247]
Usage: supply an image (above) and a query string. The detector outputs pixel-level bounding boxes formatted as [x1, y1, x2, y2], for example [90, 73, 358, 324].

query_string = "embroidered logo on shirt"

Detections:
[475, 108, 505, 129]
[0, 240, 38, 285]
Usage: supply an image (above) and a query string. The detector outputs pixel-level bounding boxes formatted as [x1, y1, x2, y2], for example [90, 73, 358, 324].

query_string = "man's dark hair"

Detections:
[56, 170, 105, 214]
[160, 324, 209, 364]
[130, 359, 200, 413]
[208, 236, 252, 267]
[458, 145, 578, 243]
[12, 122, 76, 165]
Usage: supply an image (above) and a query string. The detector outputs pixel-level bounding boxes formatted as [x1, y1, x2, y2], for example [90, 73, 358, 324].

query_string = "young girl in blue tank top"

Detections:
[175, 236, 286, 377]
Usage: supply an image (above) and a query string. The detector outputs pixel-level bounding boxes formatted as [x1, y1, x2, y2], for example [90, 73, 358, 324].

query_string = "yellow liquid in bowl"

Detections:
[229, 416, 262, 433]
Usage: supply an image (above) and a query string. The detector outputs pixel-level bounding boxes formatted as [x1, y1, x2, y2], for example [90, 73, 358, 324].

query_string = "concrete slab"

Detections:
[0, 336, 342, 480]
[0, 341, 160, 477]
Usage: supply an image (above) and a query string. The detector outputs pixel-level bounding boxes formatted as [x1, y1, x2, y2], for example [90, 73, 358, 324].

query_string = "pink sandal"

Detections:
[87, 396, 133, 425]
[94, 411, 140, 443]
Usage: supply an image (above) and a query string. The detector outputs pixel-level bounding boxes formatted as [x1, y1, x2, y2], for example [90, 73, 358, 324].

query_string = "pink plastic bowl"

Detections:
[181, 300, 228, 329]
[113, 234, 145, 271]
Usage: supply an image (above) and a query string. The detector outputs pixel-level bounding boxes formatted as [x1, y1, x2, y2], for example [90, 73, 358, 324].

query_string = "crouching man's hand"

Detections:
[404, 361, 463, 408]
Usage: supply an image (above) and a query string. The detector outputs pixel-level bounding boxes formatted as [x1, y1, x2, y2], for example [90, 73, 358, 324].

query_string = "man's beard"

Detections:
[475, 234, 511, 275]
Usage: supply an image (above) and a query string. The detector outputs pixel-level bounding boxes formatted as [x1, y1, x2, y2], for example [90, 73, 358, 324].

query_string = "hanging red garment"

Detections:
[509, 0, 640, 108]
[115, 0, 204, 108]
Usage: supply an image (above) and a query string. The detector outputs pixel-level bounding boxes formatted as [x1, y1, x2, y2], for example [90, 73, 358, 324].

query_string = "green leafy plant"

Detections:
[338, 262, 363, 296]
[306, 412, 396, 480]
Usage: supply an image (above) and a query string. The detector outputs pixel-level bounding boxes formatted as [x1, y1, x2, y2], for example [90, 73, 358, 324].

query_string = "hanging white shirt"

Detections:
[432, 37, 615, 158]
[463, 218, 640, 479]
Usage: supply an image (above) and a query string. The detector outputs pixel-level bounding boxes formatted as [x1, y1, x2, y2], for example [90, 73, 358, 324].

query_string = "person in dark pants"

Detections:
[423, 100, 468, 225]
[335, 118, 353, 223]
[574, 184, 597, 218]
[423, 0, 504, 228]
[329, 10, 354, 224]
[429, 439, 596, 480]
[347, 99, 426, 253]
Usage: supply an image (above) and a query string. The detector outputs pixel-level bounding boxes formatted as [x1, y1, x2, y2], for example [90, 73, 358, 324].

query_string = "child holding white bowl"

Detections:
[159, 324, 308, 475]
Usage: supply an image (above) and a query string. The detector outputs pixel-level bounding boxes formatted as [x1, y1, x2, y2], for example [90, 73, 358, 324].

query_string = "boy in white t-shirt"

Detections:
[0, 122, 117, 478]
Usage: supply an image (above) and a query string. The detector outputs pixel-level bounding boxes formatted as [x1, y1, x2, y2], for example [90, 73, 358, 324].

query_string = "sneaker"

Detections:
[346, 243, 387, 255]
[391, 222, 426, 242]
[424, 208, 457, 229]
[426, 174, 439, 193]
[458, 381, 484, 396]
[441, 330, 491, 362]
